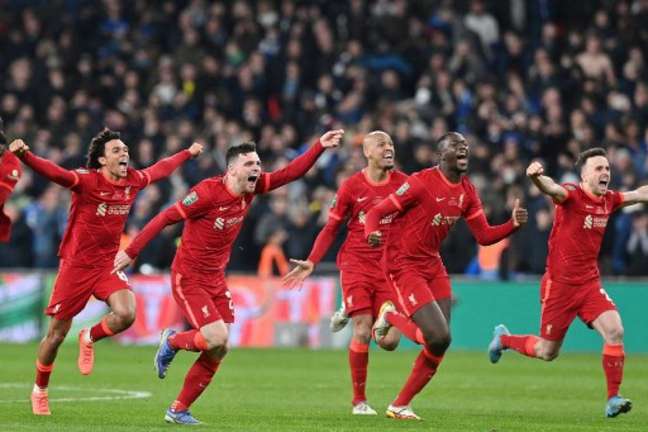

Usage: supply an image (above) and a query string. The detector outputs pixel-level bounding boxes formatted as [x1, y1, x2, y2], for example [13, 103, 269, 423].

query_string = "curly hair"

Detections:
[86, 128, 121, 169]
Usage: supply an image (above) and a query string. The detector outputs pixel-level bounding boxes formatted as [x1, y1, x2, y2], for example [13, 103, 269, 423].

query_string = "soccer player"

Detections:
[0, 118, 22, 243]
[112, 130, 343, 425]
[364, 132, 528, 420]
[488, 148, 648, 417]
[10, 129, 203, 416]
[282, 131, 407, 415]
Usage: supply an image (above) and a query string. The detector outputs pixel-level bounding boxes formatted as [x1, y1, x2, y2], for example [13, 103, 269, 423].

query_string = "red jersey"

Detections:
[125, 140, 326, 284]
[365, 166, 516, 274]
[0, 151, 22, 242]
[546, 183, 624, 285]
[308, 169, 407, 272]
[21, 150, 191, 267]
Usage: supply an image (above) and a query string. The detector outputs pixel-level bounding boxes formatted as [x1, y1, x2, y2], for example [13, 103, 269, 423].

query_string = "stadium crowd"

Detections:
[1, 0, 647, 277]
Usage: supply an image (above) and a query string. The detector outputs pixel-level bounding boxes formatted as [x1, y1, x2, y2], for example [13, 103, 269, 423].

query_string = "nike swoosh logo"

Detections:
[357, 197, 368, 202]
[435, 197, 445, 202]
[100, 192, 110, 196]
[219, 206, 229, 211]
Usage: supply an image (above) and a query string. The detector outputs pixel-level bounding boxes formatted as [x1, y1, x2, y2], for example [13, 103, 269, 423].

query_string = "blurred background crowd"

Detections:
[1, 0, 647, 277]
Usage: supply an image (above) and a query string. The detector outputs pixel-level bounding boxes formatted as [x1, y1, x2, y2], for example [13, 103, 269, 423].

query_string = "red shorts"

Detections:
[539, 273, 617, 341]
[340, 269, 396, 318]
[384, 266, 452, 317]
[46, 259, 131, 320]
[171, 269, 234, 328]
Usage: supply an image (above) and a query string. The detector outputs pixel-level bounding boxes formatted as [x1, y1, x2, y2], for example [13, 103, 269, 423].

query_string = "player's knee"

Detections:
[379, 336, 400, 351]
[46, 331, 67, 347]
[112, 305, 136, 329]
[423, 331, 451, 354]
[538, 347, 559, 361]
[352, 325, 372, 345]
[604, 325, 624, 344]
[203, 328, 228, 350]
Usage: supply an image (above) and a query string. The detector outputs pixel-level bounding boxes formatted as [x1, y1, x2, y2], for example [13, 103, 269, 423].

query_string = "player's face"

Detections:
[229, 152, 261, 193]
[100, 139, 129, 178]
[364, 135, 395, 170]
[441, 135, 470, 173]
[581, 155, 610, 196]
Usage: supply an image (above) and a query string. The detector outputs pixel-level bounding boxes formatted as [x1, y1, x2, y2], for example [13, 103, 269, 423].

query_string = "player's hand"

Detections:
[319, 129, 344, 148]
[282, 259, 314, 290]
[188, 142, 204, 158]
[9, 139, 29, 156]
[367, 231, 382, 247]
[112, 250, 133, 274]
[512, 198, 528, 227]
[526, 161, 544, 178]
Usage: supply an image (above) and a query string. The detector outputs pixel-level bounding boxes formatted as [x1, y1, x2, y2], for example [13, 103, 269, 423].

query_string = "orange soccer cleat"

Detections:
[78, 328, 94, 375]
[31, 387, 51, 416]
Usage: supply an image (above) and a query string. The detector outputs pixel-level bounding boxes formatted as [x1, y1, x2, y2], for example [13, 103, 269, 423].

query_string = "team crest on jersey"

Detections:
[183, 191, 198, 206]
[395, 182, 410, 196]
[8, 169, 20, 180]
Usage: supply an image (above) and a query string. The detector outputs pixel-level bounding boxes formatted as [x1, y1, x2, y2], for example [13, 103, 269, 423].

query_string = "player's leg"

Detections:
[78, 271, 135, 375]
[31, 317, 72, 415]
[583, 285, 631, 417]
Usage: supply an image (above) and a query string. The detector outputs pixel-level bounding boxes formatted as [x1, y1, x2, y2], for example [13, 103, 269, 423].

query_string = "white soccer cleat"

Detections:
[386, 404, 422, 420]
[352, 401, 378, 415]
[372, 301, 395, 342]
[329, 307, 350, 333]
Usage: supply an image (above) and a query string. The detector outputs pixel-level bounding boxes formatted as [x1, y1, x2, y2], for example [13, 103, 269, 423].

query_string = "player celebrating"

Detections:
[0, 118, 22, 243]
[488, 148, 648, 417]
[365, 132, 528, 420]
[282, 131, 406, 415]
[10, 129, 203, 416]
[112, 130, 343, 425]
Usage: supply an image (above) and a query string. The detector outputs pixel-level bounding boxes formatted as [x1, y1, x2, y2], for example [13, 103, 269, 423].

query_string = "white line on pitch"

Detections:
[0, 383, 151, 403]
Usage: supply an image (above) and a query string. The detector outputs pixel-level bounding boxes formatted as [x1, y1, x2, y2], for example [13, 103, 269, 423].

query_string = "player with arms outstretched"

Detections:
[10, 129, 203, 416]
[365, 132, 528, 420]
[282, 131, 406, 415]
[0, 118, 22, 243]
[112, 130, 343, 425]
[488, 147, 648, 417]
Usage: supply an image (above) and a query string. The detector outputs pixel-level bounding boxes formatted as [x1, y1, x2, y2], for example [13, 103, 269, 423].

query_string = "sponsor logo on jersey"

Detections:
[431, 213, 443, 226]
[76, 168, 89, 174]
[395, 182, 410, 196]
[182, 191, 198, 206]
[214, 217, 225, 230]
[358, 210, 395, 225]
[96, 203, 107, 216]
[96, 202, 131, 216]
[583, 214, 608, 229]
[213, 215, 244, 230]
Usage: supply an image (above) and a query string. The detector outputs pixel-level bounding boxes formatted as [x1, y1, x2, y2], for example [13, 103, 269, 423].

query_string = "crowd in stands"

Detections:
[1, 0, 647, 277]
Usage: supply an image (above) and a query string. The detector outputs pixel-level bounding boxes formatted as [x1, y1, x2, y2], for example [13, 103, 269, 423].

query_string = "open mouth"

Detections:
[383, 152, 394, 162]
[118, 160, 128, 168]
[247, 175, 258, 185]
[599, 179, 608, 188]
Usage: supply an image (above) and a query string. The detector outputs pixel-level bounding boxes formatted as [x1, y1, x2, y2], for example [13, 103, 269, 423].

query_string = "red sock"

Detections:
[34, 360, 54, 389]
[393, 349, 443, 406]
[169, 330, 208, 352]
[89, 317, 115, 342]
[501, 334, 539, 358]
[349, 339, 369, 405]
[173, 352, 221, 410]
[385, 311, 425, 344]
[602, 343, 625, 399]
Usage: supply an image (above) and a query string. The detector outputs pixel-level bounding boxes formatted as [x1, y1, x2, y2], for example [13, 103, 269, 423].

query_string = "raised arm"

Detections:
[256, 130, 343, 193]
[526, 161, 568, 203]
[140, 142, 203, 185]
[620, 184, 648, 207]
[465, 196, 527, 245]
[11, 140, 79, 188]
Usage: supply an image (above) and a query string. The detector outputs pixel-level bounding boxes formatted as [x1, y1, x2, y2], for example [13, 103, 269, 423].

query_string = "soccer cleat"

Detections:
[31, 387, 51, 416]
[606, 396, 632, 418]
[155, 328, 178, 379]
[78, 328, 94, 375]
[385, 404, 422, 420]
[488, 324, 510, 364]
[372, 301, 395, 343]
[352, 401, 377, 415]
[329, 307, 350, 333]
[164, 408, 201, 425]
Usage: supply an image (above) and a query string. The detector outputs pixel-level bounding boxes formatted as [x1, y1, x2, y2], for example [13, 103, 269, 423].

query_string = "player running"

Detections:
[0, 118, 22, 243]
[112, 130, 343, 425]
[488, 148, 648, 417]
[282, 131, 406, 416]
[10, 129, 203, 416]
[365, 132, 528, 420]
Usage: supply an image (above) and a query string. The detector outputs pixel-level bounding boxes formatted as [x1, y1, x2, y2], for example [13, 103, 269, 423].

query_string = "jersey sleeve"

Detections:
[462, 182, 485, 222]
[21, 151, 86, 191]
[0, 156, 21, 198]
[306, 183, 352, 264]
[174, 181, 214, 220]
[328, 181, 353, 222]
[610, 190, 624, 212]
[388, 175, 426, 212]
[556, 183, 577, 205]
[255, 140, 324, 194]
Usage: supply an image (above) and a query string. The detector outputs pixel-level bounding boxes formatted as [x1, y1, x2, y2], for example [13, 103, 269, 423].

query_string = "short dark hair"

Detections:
[226, 142, 257, 165]
[576, 147, 607, 171]
[87, 128, 121, 169]
[436, 131, 466, 152]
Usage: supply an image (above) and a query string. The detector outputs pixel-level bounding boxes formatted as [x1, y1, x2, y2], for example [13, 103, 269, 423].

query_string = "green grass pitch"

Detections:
[1, 343, 646, 431]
